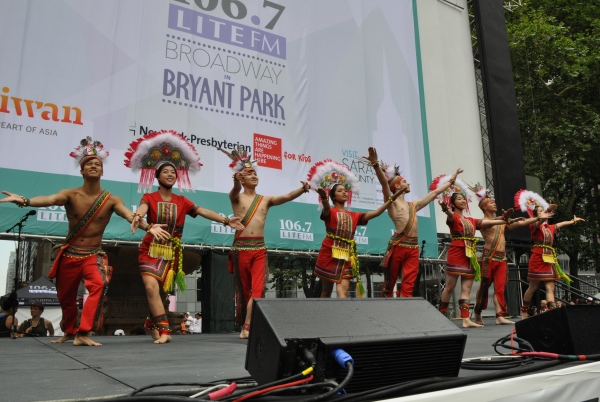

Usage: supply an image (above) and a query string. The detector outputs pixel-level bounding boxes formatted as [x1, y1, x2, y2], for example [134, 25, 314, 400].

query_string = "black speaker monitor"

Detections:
[516, 305, 600, 355]
[245, 298, 466, 393]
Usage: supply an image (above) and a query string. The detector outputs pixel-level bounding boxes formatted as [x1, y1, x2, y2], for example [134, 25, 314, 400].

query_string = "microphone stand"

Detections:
[5, 210, 36, 339]
[412, 240, 426, 298]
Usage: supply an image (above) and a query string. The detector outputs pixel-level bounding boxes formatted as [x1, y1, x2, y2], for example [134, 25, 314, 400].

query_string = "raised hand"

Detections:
[546, 203, 558, 213]
[450, 168, 463, 181]
[300, 181, 311, 193]
[501, 208, 514, 223]
[539, 210, 554, 220]
[361, 147, 379, 166]
[228, 216, 245, 231]
[438, 200, 449, 213]
[316, 188, 328, 200]
[233, 171, 246, 182]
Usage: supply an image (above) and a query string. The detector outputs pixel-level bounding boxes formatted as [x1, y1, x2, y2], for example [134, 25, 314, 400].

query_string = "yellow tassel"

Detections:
[331, 246, 350, 261]
[150, 243, 174, 260]
[163, 269, 175, 292]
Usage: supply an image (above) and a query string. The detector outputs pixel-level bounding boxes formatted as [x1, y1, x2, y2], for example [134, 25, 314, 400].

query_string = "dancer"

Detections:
[308, 159, 403, 299]
[126, 130, 244, 344]
[514, 190, 584, 318]
[364, 147, 463, 297]
[221, 146, 310, 339]
[1, 137, 168, 346]
[431, 175, 510, 328]
[471, 185, 553, 325]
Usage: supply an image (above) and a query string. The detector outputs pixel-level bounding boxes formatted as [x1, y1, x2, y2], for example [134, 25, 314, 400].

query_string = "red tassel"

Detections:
[138, 168, 155, 193]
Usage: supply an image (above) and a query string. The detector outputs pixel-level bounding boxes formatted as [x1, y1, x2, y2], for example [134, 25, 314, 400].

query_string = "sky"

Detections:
[0, 240, 17, 295]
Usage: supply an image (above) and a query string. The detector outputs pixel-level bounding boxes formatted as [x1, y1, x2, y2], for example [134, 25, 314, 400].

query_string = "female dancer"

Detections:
[308, 160, 403, 298]
[126, 130, 243, 344]
[432, 175, 510, 328]
[515, 190, 585, 318]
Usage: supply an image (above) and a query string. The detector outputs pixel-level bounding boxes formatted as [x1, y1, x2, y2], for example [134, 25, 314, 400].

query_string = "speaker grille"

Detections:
[331, 338, 464, 392]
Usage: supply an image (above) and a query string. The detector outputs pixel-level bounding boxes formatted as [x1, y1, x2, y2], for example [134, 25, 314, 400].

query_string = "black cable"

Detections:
[255, 382, 335, 398]
[461, 356, 533, 370]
[304, 361, 353, 402]
[331, 378, 451, 402]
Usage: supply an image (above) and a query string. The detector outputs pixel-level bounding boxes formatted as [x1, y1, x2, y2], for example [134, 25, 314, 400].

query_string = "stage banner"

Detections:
[0, 0, 436, 256]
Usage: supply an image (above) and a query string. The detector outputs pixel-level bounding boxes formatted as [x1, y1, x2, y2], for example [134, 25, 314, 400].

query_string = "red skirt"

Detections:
[314, 245, 353, 283]
[446, 246, 475, 278]
[528, 253, 559, 282]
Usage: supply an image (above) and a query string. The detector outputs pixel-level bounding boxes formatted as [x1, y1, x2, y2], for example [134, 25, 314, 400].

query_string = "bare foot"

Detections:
[239, 329, 249, 339]
[496, 316, 515, 325]
[462, 318, 483, 328]
[154, 334, 171, 344]
[473, 313, 484, 326]
[73, 335, 102, 346]
[51, 334, 75, 343]
[149, 328, 160, 341]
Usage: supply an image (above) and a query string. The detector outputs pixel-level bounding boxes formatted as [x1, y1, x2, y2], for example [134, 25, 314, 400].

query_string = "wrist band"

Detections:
[132, 212, 141, 220]
[372, 162, 379, 169]
[222, 216, 230, 226]
[388, 197, 394, 203]
[320, 196, 328, 202]
[146, 223, 154, 232]
[18, 196, 28, 208]
[302, 185, 309, 194]
[448, 179, 456, 185]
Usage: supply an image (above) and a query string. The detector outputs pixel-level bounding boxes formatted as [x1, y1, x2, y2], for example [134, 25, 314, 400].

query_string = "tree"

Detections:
[506, 1, 600, 284]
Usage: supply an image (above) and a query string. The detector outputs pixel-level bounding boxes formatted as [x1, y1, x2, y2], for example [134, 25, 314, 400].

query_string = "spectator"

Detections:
[130, 326, 146, 335]
[539, 300, 548, 313]
[0, 295, 19, 338]
[18, 302, 55, 337]
[556, 301, 563, 308]
[114, 329, 125, 336]
[190, 313, 202, 334]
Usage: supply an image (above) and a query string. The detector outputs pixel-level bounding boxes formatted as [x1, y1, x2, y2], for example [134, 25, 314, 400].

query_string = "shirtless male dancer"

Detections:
[223, 147, 311, 338]
[364, 147, 463, 297]
[472, 186, 554, 325]
[0, 138, 168, 346]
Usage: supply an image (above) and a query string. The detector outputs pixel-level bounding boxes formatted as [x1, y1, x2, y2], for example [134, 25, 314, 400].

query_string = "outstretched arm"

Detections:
[556, 215, 585, 229]
[269, 181, 311, 207]
[507, 211, 554, 229]
[194, 206, 245, 231]
[414, 168, 463, 211]
[363, 188, 403, 222]
[1, 190, 69, 208]
[362, 147, 392, 200]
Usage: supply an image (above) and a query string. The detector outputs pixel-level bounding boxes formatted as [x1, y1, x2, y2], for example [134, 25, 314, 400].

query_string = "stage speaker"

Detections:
[245, 298, 466, 393]
[516, 305, 600, 355]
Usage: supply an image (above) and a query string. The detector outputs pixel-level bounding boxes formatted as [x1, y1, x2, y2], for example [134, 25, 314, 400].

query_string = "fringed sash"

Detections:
[381, 202, 417, 268]
[234, 195, 263, 241]
[49, 190, 111, 279]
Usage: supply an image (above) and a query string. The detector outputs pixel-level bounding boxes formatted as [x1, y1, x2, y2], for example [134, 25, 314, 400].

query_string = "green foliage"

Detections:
[506, 0, 600, 275]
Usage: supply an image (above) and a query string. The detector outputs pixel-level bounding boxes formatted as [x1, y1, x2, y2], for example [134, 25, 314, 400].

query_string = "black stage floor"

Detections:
[0, 317, 579, 402]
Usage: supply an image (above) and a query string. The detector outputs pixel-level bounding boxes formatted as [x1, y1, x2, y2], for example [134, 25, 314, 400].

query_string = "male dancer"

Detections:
[472, 186, 554, 325]
[1, 138, 168, 346]
[222, 147, 310, 338]
[364, 147, 462, 297]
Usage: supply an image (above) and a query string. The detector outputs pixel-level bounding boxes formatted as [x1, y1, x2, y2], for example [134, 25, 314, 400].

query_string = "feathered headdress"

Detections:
[124, 130, 202, 193]
[380, 161, 404, 192]
[307, 159, 360, 209]
[469, 183, 494, 210]
[514, 190, 549, 218]
[70, 136, 109, 168]
[218, 145, 256, 173]
[429, 174, 475, 215]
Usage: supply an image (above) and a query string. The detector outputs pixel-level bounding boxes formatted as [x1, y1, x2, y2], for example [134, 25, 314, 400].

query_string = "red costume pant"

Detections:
[228, 238, 268, 326]
[56, 246, 111, 335]
[382, 246, 419, 297]
[474, 259, 508, 316]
